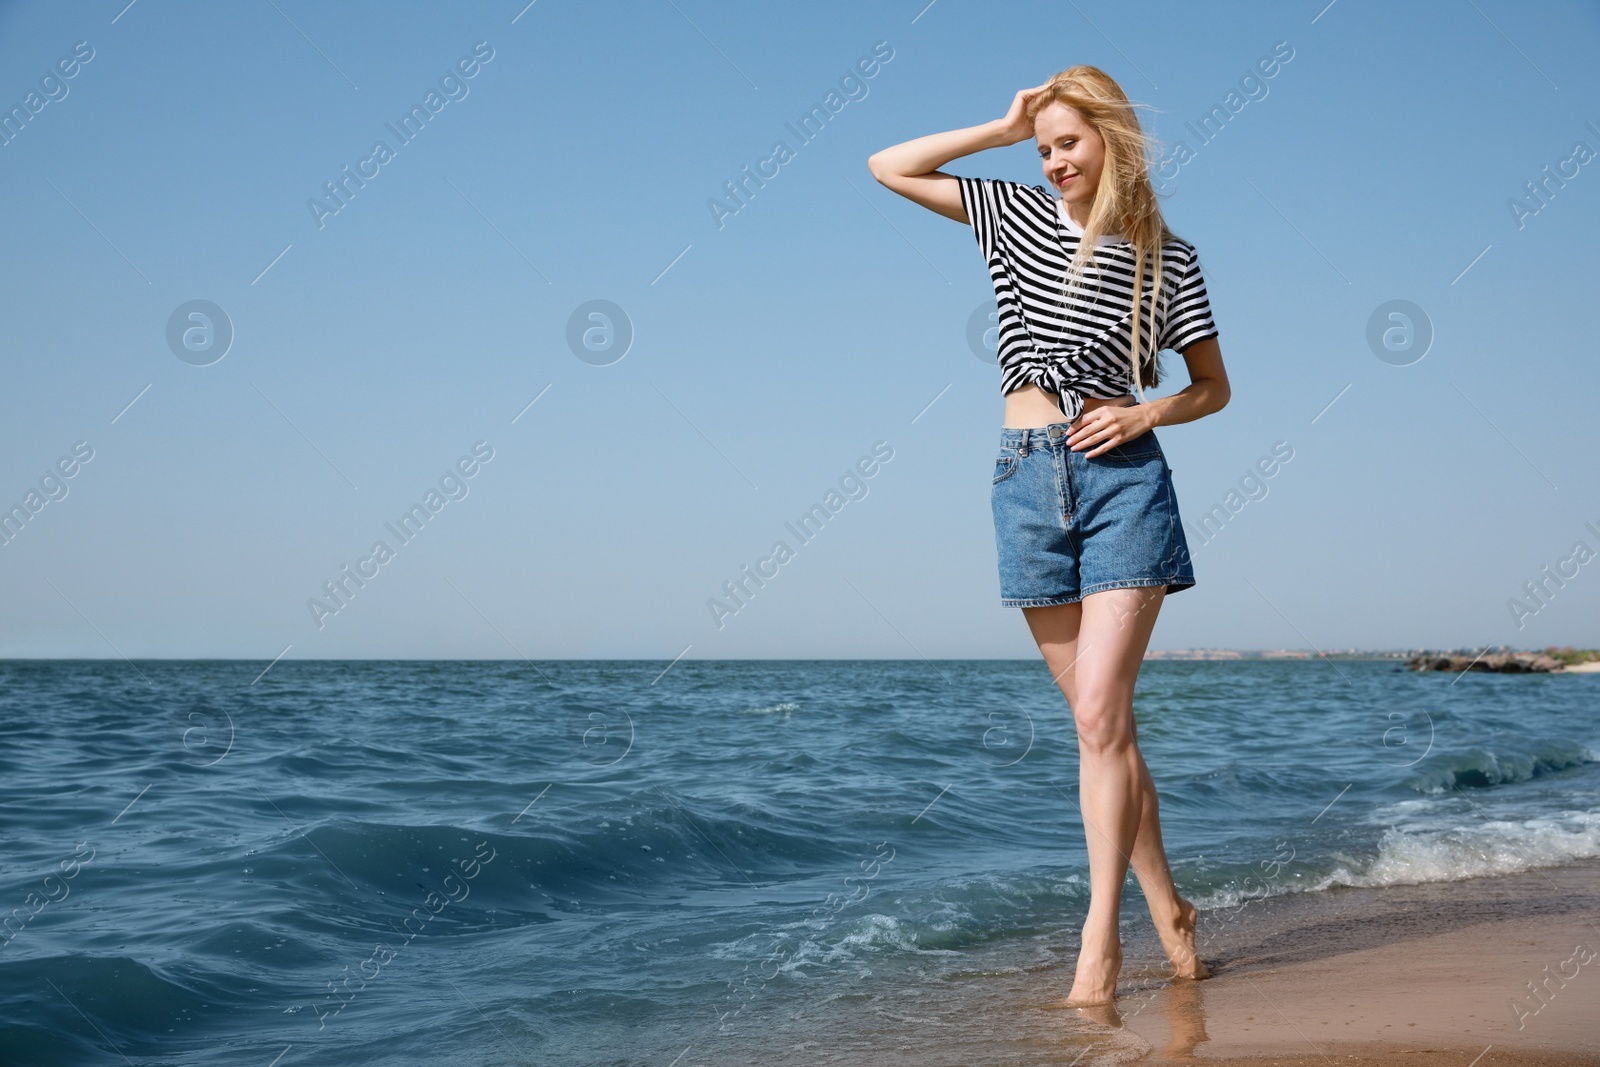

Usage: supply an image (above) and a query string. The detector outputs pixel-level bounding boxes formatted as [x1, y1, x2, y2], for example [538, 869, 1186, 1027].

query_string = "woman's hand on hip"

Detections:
[1067, 403, 1157, 457]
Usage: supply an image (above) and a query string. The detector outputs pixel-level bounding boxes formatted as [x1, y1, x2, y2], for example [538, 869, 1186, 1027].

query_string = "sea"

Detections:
[1, 657, 1596, 1066]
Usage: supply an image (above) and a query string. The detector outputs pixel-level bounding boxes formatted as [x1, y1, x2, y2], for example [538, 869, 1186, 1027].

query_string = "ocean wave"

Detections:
[1193, 808, 1600, 909]
[740, 702, 800, 716]
[243, 792, 865, 913]
[1405, 741, 1596, 793]
[723, 912, 961, 981]
[1319, 810, 1600, 888]
[706, 870, 1091, 975]
[0, 952, 218, 1061]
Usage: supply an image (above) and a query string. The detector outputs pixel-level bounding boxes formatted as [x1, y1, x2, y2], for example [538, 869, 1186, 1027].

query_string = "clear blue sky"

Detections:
[2, 0, 1597, 660]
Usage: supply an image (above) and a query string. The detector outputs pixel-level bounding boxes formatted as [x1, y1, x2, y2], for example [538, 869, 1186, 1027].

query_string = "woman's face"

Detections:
[1033, 101, 1104, 213]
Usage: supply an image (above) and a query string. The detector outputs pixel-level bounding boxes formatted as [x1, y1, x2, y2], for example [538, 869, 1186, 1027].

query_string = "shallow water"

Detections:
[0, 658, 1595, 1065]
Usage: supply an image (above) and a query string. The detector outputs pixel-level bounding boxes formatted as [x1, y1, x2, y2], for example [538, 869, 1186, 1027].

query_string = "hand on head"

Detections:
[997, 81, 1055, 145]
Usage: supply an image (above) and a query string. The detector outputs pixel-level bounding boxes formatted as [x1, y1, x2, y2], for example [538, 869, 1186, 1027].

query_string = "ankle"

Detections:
[1078, 925, 1123, 956]
[1147, 894, 1186, 923]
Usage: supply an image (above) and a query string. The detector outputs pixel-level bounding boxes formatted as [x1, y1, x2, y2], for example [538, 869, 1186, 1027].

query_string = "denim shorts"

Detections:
[991, 422, 1195, 607]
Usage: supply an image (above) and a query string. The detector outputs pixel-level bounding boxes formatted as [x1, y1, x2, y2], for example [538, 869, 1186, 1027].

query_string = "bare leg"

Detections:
[1128, 749, 1207, 979]
[1030, 593, 1205, 979]
[1023, 586, 1204, 1003]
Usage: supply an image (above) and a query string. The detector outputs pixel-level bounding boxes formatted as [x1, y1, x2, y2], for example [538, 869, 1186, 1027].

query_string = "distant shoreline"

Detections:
[1143, 649, 1393, 660]
[1145, 647, 1600, 671]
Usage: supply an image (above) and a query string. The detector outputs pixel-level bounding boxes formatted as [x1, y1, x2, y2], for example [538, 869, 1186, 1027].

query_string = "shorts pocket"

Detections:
[993, 450, 1018, 484]
[1096, 429, 1162, 465]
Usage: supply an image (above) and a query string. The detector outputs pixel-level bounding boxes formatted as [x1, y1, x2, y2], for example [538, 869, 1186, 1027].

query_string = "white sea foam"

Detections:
[739, 702, 800, 716]
[1316, 809, 1600, 889]
[828, 914, 924, 957]
[1198, 808, 1600, 910]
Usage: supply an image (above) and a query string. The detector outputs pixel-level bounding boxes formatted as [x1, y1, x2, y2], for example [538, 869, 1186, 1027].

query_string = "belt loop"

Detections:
[1018, 427, 1030, 456]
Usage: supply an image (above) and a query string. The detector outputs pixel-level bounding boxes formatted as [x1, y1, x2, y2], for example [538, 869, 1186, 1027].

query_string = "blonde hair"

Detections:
[1026, 66, 1173, 395]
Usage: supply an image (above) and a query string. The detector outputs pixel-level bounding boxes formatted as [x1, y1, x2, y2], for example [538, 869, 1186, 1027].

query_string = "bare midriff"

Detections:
[1003, 382, 1135, 428]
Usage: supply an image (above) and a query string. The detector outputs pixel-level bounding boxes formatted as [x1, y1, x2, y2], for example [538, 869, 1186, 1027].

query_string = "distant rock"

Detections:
[1406, 652, 1563, 673]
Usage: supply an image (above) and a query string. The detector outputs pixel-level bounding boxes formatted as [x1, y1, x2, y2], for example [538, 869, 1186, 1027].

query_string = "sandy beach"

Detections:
[691, 859, 1600, 1066]
[1102, 859, 1600, 1065]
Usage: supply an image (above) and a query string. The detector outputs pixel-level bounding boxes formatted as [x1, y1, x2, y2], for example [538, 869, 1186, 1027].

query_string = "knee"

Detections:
[1071, 699, 1135, 758]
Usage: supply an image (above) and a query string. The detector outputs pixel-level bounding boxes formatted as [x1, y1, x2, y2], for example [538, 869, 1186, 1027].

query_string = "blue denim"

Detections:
[991, 421, 1195, 607]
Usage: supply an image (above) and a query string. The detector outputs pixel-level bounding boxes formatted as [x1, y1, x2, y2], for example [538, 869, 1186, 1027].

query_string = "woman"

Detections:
[867, 67, 1230, 1006]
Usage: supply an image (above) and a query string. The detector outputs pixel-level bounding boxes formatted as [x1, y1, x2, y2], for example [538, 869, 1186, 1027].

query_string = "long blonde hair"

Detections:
[1026, 66, 1173, 395]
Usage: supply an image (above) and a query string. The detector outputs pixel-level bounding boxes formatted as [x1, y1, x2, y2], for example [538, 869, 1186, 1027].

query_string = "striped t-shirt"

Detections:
[957, 175, 1219, 421]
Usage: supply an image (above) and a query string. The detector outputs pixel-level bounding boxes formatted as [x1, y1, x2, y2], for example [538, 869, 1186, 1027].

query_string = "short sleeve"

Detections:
[956, 176, 1025, 261]
[1158, 243, 1220, 354]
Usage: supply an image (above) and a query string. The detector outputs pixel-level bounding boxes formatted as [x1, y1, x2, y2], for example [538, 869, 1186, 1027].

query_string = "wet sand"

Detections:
[703, 861, 1600, 1066]
[1106, 859, 1600, 1065]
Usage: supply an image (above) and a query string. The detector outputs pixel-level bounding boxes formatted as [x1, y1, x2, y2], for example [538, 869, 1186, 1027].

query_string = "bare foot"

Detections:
[1064, 930, 1122, 1005]
[1154, 896, 1209, 980]
[1067, 1000, 1123, 1029]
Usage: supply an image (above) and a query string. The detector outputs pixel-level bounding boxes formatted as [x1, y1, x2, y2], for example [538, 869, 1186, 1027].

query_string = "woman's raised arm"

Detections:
[867, 83, 1050, 222]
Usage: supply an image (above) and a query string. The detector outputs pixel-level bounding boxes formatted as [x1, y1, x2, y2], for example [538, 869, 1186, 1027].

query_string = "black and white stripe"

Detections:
[957, 175, 1218, 420]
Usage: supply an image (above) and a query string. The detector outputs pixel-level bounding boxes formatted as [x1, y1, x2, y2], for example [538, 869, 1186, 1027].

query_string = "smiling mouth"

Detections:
[1057, 174, 1077, 185]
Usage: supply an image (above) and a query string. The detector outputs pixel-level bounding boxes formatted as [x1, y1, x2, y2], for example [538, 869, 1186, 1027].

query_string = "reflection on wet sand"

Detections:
[1149, 980, 1210, 1061]
[1060, 977, 1211, 1063]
